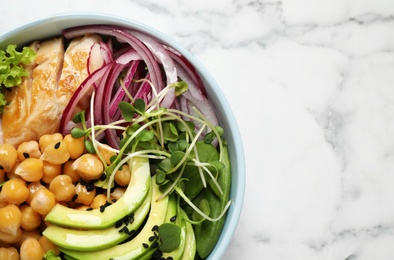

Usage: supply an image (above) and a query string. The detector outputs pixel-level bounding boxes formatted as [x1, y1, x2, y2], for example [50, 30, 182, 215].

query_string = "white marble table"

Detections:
[1, 1, 394, 259]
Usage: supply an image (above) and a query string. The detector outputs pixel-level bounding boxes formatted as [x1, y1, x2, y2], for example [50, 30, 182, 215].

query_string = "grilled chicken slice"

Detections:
[57, 34, 103, 111]
[2, 34, 104, 147]
[2, 38, 64, 147]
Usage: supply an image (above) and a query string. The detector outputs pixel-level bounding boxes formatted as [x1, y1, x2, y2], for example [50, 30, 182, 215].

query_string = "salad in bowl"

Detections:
[0, 13, 245, 260]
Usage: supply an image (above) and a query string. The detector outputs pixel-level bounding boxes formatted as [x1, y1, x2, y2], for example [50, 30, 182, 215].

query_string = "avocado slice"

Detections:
[60, 175, 170, 260]
[180, 209, 196, 260]
[45, 157, 151, 229]
[42, 182, 152, 251]
[135, 194, 178, 260]
[161, 208, 187, 260]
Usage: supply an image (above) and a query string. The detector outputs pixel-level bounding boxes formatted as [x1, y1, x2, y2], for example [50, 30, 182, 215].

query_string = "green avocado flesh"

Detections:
[42, 183, 152, 251]
[161, 207, 187, 260]
[45, 157, 151, 229]
[60, 175, 170, 260]
[180, 210, 196, 260]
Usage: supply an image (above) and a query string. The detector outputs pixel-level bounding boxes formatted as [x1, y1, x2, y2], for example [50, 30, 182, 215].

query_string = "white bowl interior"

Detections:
[0, 13, 245, 259]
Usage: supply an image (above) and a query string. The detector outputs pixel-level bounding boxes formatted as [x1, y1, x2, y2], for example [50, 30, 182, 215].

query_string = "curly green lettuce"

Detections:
[0, 44, 36, 112]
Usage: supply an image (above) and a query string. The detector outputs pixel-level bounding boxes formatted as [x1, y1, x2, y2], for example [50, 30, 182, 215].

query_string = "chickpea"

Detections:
[0, 204, 21, 236]
[63, 134, 85, 159]
[96, 144, 116, 165]
[6, 160, 20, 180]
[0, 144, 17, 173]
[90, 194, 108, 209]
[40, 141, 70, 165]
[20, 204, 42, 231]
[26, 181, 45, 205]
[74, 182, 96, 206]
[41, 161, 61, 184]
[0, 228, 22, 244]
[110, 187, 126, 201]
[20, 237, 44, 260]
[49, 175, 76, 202]
[72, 153, 104, 180]
[63, 160, 81, 183]
[39, 235, 60, 256]
[0, 193, 8, 208]
[14, 158, 43, 182]
[13, 228, 41, 249]
[16, 141, 41, 161]
[0, 247, 19, 260]
[1, 178, 29, 205]
[30, 188, 56, 215]
[38, 133, 63, 153]
[114, 164, 131, 186]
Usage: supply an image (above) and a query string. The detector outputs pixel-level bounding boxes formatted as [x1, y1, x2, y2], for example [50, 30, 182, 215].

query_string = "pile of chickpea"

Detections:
[0, 133, 131, 259]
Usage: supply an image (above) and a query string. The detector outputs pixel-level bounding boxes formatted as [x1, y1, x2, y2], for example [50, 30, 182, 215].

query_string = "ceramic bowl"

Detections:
[0, 13, 245, 259]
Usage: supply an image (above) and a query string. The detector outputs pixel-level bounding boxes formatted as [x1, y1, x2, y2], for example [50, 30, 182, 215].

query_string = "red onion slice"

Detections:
[63, 25, 163, 93]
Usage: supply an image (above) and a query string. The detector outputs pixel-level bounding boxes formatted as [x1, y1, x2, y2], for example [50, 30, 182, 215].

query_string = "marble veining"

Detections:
[1, 0, 394, 259]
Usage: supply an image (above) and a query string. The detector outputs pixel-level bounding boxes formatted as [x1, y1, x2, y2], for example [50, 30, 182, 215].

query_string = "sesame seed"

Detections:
[0, 165, 4, 170]
[85, 182, 95, 192]
[152, 251, 163, 258]
[54, 142, 61, 149]
[72, 194, 78, 201]
[142, 243, 149, 249]
[86, 207, 93, 211]
[152, 225, 159, 231]
[150, 241, 159, 248]
[115, 220, 123, 228]
[118, 226, 128, 234]
[170, 216, 176, 222]
[148, 236, 156, 242]
[23, 152, 30, 159]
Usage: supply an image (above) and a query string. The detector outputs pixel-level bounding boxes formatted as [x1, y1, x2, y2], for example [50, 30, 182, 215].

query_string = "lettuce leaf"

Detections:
[0, 44, 36, 112]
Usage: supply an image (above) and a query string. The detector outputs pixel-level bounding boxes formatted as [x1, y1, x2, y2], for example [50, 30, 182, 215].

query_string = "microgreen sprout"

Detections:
[71, 78, 231, 223]
[174, 184, 231, 222]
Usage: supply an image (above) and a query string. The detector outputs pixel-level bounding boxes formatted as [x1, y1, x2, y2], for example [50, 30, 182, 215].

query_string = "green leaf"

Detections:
[211, 161, 225, 171]
[156, 170, 167, 185]
[182, 142, 220, 199]
[43, 249, 61, 260]
[126, 124, 140, 136]
[136, 129, 154, 142]
[0, 93, 6, 113]
[158, 223, 182, 252]
[163, 122, 178, 142]
[118, 101, 135, 122]
[119, 133, 134, 153]
[168, 140, 188, 153]
[0, 45, 36, 99]
[177, 120, 194, 133]
[72, 111, 85, 124]
[71, 127, 86, 138]
[177, 140, 189, 151]
[84, 139, 96, 153]
[134, 98, 146, 113]
[158, 158, 173, 172]
[192, 198, 210, 222]
[171, 81, 188, 96]
[204, 126, 224, 144]
[170, 151, 185, 166]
